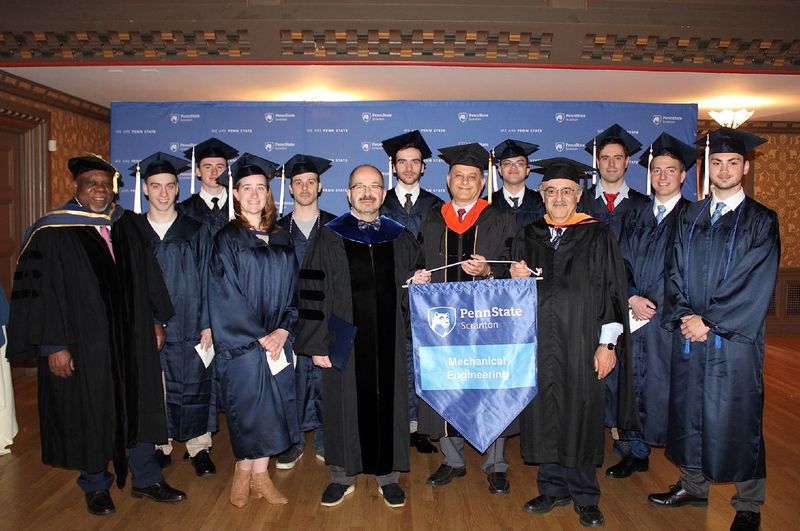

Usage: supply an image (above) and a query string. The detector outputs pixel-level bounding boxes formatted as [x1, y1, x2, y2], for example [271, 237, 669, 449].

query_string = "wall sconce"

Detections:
[708, 109, 754, 129]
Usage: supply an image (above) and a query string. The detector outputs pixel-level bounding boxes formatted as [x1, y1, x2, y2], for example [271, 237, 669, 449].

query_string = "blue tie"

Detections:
[710, 202, 726, 225]
[551, 227, 563, 249]
[655, 204, 667, 224]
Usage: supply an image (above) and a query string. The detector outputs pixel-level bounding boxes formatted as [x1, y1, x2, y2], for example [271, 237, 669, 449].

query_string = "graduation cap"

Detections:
[533, 157, 596, 184]
[382, 130, 432, 160]
[492, 139, 539, 161]
[282, 154, 333, 179]
[438, 143, 490, 170]
[584, 124, 643, 157]
[68, 154, 122, 194]
[128, 152, 190, 214]
[695, 127, 767, 198]
[183, 137, 239, 195]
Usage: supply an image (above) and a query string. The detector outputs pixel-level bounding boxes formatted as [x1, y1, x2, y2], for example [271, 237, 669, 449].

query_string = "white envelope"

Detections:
[194, 342, 215, 369]
[628, 309, 649, 334]
[266, 348, 291, 375]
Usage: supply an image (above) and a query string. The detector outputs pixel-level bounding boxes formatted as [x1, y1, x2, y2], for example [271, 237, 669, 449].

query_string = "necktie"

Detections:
[404, 193, 413, 214]
[99, 226, 115, 261]
[710, 201, 726, 225]
[211, 197, 220, 214]
[357, 218, 382, 231]
[457, 208, 467, 223]
[603, 192, 619, 213]
[655, 204, 667, 224]
[511, 197, 519, 209]
[551, 227, 563, 249]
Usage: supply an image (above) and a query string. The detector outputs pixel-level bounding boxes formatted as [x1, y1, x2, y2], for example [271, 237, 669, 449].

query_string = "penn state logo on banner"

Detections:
[410, 278, 538, 453]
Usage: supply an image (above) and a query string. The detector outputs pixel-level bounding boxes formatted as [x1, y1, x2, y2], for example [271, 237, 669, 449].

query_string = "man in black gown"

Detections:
[510, 157, 637, 529]
[296, 164, 424, 509]
[648, 129, 780, 531]
[7, 155, 186, 516]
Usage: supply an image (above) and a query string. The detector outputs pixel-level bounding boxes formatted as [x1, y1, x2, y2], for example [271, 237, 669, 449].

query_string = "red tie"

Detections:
[603, 192, 619, 213]
[99, 226, 115, 261]
[457, 208, 467, 223]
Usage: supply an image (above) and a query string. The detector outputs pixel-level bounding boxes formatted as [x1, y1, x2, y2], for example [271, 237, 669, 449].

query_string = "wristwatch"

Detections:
[604, 343, 615, 351]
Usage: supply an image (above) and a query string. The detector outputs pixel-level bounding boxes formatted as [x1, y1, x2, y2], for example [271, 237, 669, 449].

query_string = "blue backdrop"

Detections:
[110, 101, 697, 215]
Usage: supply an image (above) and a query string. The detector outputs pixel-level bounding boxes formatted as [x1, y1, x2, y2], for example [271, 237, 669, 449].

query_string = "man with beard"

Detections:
[649, 129, 779, 531]
[415, 143, 518, 495]
[606, 133, 695, 480]
[379, 130, 443, 454]
[510, 157, 636, 529]
[296, 164, 424, 509]
[132, 152, 217, 477]
[178, 137, 239, 236]
[487, 139, 545, 229]
[578, 124, 649, 239]
[7, 155, 186, 516]
[275, 153, 335, 469]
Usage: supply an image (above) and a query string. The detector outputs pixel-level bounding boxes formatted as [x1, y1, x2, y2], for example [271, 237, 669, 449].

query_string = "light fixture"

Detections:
[708, 109, 754, 129]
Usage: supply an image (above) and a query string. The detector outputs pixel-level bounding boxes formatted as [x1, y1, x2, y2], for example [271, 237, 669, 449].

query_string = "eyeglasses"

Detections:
[350, 184, 385, 193]
[542, 187, 579, 197]
[451, 172, 482, 183]
[500, 160, 528, 169]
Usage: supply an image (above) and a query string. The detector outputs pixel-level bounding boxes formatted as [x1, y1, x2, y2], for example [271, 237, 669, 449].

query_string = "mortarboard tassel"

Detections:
[488, 151, 494, 205]
[702, 134, 710, 199]
[227, 161, 234, 221]
[591, 138, 597, 186]
[134, 162, 142, 214]
[388, 156, 393, 190]
[278, 164, 286, 217]
[645, 146, 653, 198]
[190, 146, 196, 195]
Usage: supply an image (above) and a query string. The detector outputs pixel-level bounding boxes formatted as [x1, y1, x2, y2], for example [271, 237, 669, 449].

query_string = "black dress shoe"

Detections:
[605, 454, 649, 478]
[131, 481, 187, 503]
[425, 464, 466, 486]
[523, 494, 571, 514]
[85, 490, 116, 516]
[487, 472, 510, 494]
[184, 449, 216, 477]
[730, 511, 761, 531]
[648, 484, 708, 507]
[575, 505, 605, 528]
[154, 449, 172, 469]
[410, 433, 439, 453]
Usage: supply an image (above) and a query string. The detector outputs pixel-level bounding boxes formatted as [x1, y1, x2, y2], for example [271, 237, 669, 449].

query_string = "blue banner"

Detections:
[409, 278, 538, 453]
[110, 101, 698, 215]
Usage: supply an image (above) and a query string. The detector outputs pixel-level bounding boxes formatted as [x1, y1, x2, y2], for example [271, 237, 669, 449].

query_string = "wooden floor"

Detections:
[2, 337, 799, 530]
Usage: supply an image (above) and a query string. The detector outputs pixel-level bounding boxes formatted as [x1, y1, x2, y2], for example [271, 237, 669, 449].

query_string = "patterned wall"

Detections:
[754, 132, 800, 267]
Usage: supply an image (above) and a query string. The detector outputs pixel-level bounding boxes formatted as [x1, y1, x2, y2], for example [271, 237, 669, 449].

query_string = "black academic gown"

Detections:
[381, 187, 444, 237]
[144, 213, 217, 441]
[7, 208, 174, 474]
[578, 185, 650, 240]
[276, 210, 336, 433]
[178, 193, 229, 236]
[208, 223, 300, 460]
[617, 197, 690, 446]
[485, 187, 546, 230]
[662, 197, 780, 482]
[416, 204, 519, 439]
[512, 219, 638, 467]
[295, 214, 424, 476]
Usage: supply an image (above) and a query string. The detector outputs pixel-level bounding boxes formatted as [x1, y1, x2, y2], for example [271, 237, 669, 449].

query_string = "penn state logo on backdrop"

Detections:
[555, 112, 565, 123]
[555, 142, 565, 152]
[264, 142, 274, 152]
[458, 112, 468, 123]
[169, 142, 179, 153]
[264, 113, 274, 123]
[428, 307, 457, 338]
[652, 115, 662, 125]
[362, 112, 371, 123]
[169, 113, 179, 124]
[361, 141, 371, 152]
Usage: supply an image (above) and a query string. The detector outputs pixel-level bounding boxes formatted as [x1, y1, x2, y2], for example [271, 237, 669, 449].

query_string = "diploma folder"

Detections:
[328, 315, 357, 372]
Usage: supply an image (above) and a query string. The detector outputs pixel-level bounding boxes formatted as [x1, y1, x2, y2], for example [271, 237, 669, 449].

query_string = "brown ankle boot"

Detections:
[229, 465, 251, 507]
[252, 471, 288, 505]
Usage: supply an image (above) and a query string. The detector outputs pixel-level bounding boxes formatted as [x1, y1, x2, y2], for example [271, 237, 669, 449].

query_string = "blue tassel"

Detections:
[715, 335, 722, 350]
[683, 338, 691, 359]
